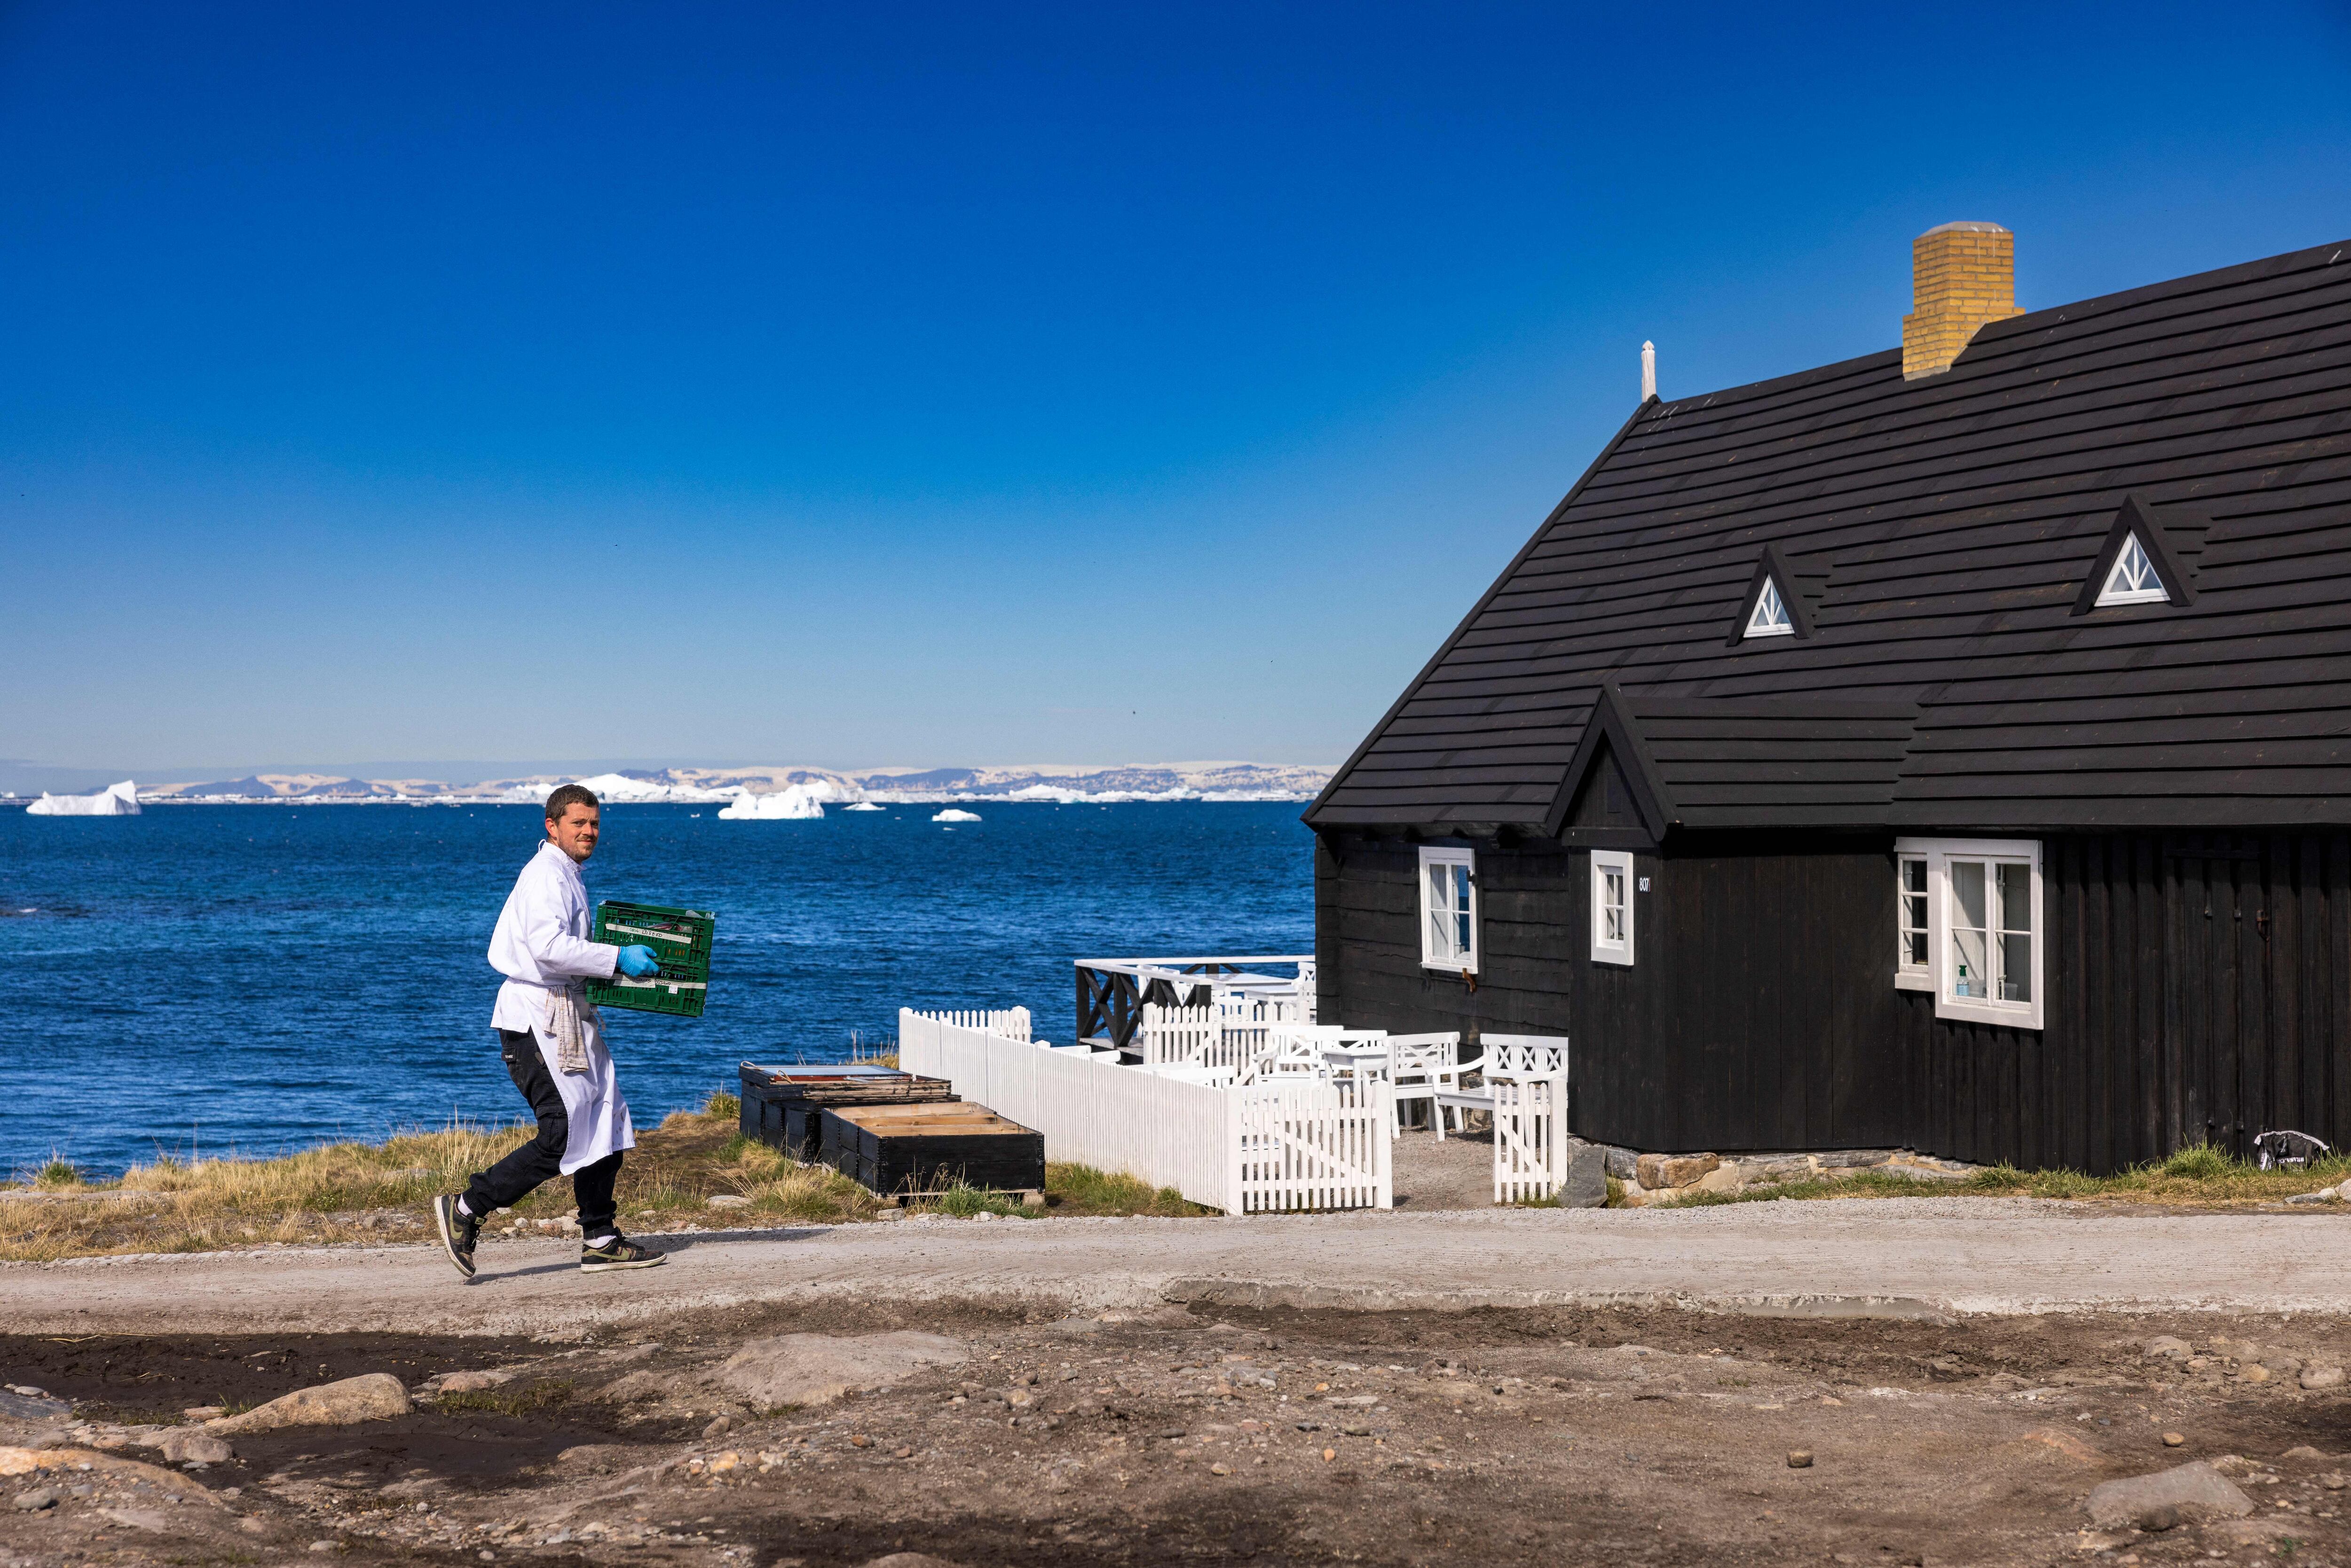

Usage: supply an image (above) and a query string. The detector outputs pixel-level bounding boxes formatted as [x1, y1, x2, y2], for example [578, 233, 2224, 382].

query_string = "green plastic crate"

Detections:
[586, 899, 716, 1018]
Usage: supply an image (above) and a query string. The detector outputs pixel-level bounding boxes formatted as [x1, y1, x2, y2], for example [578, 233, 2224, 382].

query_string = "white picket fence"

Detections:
[916, 1008, 1032, 1041]
[1233, 1075, 1392, 1212]
[1483, 1036, 1571, 1204]
[1135, 995, 1308, 1072]
[901, 1008, 1391, 1215]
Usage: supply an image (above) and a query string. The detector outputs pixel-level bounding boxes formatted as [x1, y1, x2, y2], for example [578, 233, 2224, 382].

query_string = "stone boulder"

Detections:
[1557, 1140, 1609, 1208]
[208, 1374, 412, 1434]
[155, 1431, 233, 1464]
[434, 1370, 514, 1394]
[2086, 1461, 2254, 1529]
[717, 1333, 967, 1410]
[1634, 1152, 1720, 1190]
[0, 1391, 69, 1424]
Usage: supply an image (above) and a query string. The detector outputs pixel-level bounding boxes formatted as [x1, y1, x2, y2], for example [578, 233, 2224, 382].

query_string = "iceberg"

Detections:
[524, 772, 737, 805]
[718, 782, 827, 820]
[27, 780, 140, 817]
[931, 808, 982, 823]
[843, 801, 884, 812]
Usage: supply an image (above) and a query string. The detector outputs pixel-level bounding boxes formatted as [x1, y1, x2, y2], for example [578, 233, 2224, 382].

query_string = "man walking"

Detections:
[434, 783, 669, 1277]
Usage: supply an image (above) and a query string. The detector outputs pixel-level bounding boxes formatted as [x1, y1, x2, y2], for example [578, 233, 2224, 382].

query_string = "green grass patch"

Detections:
[920, 1180, 1030, 1219]
[434, 1379, 576, 1418]
[1045, 1162, 1209, 1218]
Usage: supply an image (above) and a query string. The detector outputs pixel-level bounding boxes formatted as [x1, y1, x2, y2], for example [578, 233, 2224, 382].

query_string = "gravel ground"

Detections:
[6, 1198, 2350, 1338]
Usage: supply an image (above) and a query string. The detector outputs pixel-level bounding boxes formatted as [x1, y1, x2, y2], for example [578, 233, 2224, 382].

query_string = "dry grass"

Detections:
[0, 1091, 881, 1262]
[1634, 1143, 2351, 1209]
[0, 1090, 1213, 1261]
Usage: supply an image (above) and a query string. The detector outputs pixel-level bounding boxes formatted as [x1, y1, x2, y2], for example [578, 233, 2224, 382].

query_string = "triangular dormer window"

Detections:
[1745, 577, 1794, 638]
[2074, 496, 2201, 616]
[2096, 533, 2168, 606]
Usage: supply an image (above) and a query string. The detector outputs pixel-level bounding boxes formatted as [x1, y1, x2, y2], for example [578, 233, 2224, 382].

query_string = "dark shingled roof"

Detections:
[1307, 235, 2351, 832]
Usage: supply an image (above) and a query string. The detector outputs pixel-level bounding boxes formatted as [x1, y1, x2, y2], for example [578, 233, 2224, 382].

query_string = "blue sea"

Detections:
[0, 801, 1314, 1177]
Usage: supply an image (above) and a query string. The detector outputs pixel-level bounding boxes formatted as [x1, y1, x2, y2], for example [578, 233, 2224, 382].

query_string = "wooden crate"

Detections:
[737, 1064, 956, 1161]
[820, 1103, 1045, 1198]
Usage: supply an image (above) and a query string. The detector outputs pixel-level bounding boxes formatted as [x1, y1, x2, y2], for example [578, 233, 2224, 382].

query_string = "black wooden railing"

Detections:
[1073, 955, 1314, 1051]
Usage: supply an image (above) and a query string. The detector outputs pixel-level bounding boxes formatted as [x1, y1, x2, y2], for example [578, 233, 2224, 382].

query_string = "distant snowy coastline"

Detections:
[110, 761, 1334, 807]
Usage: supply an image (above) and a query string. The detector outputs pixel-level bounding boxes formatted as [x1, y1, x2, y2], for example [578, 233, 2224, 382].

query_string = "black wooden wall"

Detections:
[1315, 828, 2351, 1173]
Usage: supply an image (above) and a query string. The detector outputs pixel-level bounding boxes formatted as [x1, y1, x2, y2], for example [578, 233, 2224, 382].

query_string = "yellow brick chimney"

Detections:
[1902, 221, 2023, 379]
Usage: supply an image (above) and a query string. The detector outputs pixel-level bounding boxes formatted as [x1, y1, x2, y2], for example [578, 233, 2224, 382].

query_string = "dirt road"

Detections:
[8, 1198, 2350, 1336]
[9, 1200, 2351, 1568]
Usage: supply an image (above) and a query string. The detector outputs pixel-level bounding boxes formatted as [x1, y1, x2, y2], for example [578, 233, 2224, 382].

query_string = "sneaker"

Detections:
[432, 1194, 481, 1279]
[579, 1234, 667, 1273]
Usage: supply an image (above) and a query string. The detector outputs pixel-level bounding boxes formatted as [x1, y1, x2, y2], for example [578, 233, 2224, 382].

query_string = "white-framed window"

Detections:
[1745, 577, 1794, 638]
[2096, 533, 2168, 606]
[1893, 837, 2043, 1029]
[1895, 853, 1931, 990]
[1590, 849, 1634, 966]
[1418, 845, 1478, 973]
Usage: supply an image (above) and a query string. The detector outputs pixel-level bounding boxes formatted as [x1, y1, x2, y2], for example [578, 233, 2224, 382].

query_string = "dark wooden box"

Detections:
[820, 1103, 1046, 1197]
[737, 1064, 956, 1161]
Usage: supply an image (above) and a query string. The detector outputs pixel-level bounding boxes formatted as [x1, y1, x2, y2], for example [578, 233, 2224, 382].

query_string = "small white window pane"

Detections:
[1949, 860, 1988, 1000]
[1952, 926, 1990, 999]
[1899, 858, 1928, 966]
[1996, 861, 2033, 1003]
[1426, 865, 1451, 959]
[1952, 860, 1987, 930]
[1996, 862, 2031, 933]
[1451, 865, 1473, 954]
[1999, 933, 2034, 1002]
[1745, 577, 1794, 638]
[2097, 534, 2168, 605]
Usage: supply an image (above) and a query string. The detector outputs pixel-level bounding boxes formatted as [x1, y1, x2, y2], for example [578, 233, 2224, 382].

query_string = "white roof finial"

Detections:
[1641, 340, 1657, 402]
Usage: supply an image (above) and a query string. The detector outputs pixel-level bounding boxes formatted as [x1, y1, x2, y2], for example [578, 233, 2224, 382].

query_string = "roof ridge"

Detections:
[1652, 235, 2351, 419]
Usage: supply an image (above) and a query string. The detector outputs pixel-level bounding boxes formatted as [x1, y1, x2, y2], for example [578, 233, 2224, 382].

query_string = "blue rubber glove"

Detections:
[615, 945, 662, 979]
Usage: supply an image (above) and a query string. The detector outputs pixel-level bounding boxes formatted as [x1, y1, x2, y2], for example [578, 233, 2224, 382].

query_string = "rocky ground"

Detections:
[11, 1296, 2351, 1568]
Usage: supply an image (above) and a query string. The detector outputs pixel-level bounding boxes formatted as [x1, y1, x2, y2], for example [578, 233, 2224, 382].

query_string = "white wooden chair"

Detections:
[1381, 1032, 1464, 1137]
[1241, 1023, 1382, 1085]
[1211, 990, 1306, 1071]
[1424, 1033, 1569, 1142]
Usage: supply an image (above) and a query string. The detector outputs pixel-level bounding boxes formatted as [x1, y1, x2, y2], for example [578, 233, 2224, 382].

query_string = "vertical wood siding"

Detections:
[1318, 829, 2351, 1173]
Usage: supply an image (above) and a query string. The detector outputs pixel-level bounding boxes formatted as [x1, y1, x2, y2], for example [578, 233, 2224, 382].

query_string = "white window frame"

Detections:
[1895, 852, 1932, 990]
[1590, 849, 1635, 966]
[1745, 577, 1795, 638]
[1418, 845, 1479, 974]
[1893, 837, 2043, 1029]
[2096, 533, 2169, 606]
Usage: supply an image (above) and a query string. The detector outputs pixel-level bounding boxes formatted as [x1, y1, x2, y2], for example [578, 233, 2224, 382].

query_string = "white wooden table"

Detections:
[1320, 1044, 1393, 1082]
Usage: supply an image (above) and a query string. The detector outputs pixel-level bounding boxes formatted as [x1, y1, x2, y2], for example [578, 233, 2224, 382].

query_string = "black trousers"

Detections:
[462, 1029, 623, 1236]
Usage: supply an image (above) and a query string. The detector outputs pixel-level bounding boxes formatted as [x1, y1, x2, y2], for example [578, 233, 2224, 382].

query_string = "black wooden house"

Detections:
[1305, 226, 2351, 1174]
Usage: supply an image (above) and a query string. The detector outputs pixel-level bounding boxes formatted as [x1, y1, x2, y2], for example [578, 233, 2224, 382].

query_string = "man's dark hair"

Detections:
[545, 783, 600, 822]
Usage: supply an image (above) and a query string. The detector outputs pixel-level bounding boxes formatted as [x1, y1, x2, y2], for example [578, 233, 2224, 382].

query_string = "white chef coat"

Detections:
[487, 840, 635, 1173]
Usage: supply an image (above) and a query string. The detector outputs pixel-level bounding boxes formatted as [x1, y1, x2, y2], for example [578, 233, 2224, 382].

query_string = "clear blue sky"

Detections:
[5, 1, 2348, 776]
